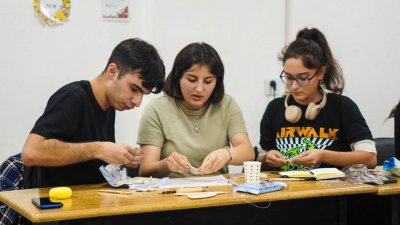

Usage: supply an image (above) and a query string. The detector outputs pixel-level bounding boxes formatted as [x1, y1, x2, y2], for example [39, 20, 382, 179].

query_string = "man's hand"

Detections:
[98, 143, 143, 168]
[124, 147, 143, 168]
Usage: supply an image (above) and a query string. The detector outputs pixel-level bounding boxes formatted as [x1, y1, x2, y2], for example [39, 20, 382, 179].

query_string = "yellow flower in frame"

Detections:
[54, 11, 66, 21]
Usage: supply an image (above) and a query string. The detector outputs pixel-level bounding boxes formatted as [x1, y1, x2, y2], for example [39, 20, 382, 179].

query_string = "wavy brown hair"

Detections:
[279, 27, 344, 94]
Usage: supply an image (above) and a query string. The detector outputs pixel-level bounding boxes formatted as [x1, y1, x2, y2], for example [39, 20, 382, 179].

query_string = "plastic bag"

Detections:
[341, 164, 385, 184]
[99, 164, 169, 190]
[383, 157, 400, 177]
[233, 181, 287, 195]
[99, 164, 127, 187]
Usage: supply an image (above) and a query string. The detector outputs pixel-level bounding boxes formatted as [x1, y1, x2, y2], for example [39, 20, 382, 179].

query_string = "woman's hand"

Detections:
[291, 149, 324, 167]
[165, 152, 190, 174]
[198, 148, 230, 174]
[265, 150, 289, 167]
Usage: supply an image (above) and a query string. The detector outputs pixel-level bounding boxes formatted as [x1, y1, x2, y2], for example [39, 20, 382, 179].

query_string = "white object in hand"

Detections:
[189, 164, 200, 175]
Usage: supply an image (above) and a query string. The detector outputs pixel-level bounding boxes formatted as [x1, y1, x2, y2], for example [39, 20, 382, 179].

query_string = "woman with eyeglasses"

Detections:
[258, 27, 377, 171]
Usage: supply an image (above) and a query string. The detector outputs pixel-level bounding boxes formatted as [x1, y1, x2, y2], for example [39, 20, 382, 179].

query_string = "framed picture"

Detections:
[33, 0, 71, 25]
[102, 0, 129, 21]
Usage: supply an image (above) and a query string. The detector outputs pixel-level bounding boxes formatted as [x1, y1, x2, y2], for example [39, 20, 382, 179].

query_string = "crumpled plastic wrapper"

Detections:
[383, 157, 400, 177]
[342, 164, 385, 184]
[99, 164, 128, 187]
[99, 164, 169, 191]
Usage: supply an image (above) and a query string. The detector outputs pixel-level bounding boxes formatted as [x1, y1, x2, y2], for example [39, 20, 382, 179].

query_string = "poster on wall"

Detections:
[33, 0, 71, 25]
[102, 0, 129, 21]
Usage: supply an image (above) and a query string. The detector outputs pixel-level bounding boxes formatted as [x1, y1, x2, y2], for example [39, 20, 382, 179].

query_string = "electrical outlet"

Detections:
[265, 78, 277, 97]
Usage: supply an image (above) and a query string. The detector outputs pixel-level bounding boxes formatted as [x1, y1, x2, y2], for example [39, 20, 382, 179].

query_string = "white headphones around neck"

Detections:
[284, 89, 327, 123]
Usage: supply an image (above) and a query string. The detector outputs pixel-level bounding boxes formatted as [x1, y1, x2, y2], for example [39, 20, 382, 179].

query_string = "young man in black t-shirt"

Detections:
[21, 38, 165, 187]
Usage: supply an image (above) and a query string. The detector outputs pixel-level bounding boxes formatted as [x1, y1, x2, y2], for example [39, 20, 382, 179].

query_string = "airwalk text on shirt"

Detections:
[275, 126, 339, 171]
[276, 127, 338, 140]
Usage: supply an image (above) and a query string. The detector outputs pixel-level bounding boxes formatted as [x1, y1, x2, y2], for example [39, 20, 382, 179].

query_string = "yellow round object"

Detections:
[49, 187, 72, 199]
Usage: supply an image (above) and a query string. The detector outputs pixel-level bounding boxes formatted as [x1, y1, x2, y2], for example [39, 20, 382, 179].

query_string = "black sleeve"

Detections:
[31, 89, 81, 140]
[340, 96, 373, 144]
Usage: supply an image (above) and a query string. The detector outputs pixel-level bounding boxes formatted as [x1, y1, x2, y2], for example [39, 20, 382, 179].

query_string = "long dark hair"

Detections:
[163, 42, 225, 104]
[279, 27, 344, 94]
[389, 100, 400, 118]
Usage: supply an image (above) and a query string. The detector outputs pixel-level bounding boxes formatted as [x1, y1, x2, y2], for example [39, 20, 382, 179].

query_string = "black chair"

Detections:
[374, 137, 395, 165]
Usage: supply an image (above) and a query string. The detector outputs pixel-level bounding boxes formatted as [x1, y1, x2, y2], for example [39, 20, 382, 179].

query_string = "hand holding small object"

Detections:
[166, 152, 190, 174]
[198, 148, 230, 174]
[265, 150, 289, 167]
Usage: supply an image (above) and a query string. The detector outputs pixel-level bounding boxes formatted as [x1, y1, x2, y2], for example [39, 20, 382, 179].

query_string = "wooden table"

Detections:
[0, 173, 377, 224]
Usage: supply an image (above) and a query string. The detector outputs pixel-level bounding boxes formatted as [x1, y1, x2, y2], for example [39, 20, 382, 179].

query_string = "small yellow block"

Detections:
[49, 187, 72, 199]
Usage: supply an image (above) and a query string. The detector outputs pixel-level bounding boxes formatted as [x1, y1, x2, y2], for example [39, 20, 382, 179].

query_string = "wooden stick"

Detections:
[98, 189, 135, 195]
[268, 178, 305, 181]
[175, 187, 204, 193]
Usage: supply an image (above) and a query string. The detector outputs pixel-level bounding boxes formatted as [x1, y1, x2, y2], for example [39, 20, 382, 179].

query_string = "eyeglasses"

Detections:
[279, 70, 318, 86]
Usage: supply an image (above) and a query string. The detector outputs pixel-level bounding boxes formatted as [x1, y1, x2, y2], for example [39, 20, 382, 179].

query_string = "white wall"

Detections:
[0, 0, 152, 160]
[0, 0, 398, 162]
[149, 0, 285, 149]
[0, 0, 284, 161]
[286, 0, 399, 138]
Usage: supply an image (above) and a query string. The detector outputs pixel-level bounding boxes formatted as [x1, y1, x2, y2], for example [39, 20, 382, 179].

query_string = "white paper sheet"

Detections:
[160, 175, 230, 188]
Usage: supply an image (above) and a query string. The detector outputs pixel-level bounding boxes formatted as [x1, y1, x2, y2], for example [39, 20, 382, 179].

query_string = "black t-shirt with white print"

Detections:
[259, 93, 373, 171]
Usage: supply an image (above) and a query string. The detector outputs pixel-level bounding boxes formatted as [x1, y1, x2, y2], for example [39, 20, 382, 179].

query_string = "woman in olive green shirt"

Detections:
[137, 42, 254, 178]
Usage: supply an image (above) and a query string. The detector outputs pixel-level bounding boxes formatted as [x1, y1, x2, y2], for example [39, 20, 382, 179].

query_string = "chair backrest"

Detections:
[374, 137, 395, 165]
